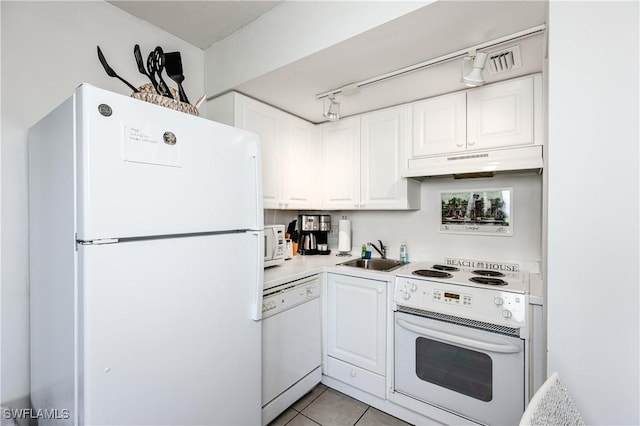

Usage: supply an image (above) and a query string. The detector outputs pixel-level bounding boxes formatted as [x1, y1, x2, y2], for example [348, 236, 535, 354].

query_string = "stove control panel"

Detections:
[433, 289, 473, 307]
[394, 277, 527, 328]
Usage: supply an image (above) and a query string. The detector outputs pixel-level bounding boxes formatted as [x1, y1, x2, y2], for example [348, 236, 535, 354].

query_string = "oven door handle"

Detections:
[396, 318, 521, 354]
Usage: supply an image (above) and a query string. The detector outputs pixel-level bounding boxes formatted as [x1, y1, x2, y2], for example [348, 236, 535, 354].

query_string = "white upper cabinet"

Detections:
[361, 106, 419, 209]
[321, 117, 362, 210]
[322, 107, 420, 210]
[235, 96, 283, 209]
[411, 92, 466, 157]
[282, 114, 318, 209]
[409, 74, 542, 160]
[206, 76, 543, 207]
[207, 92, 317, 210]
[467, 76, 535, 149]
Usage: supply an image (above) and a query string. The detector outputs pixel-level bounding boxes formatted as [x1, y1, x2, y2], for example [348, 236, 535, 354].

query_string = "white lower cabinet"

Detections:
[325, 273, 387, 398]
[325, 357, 386, 399]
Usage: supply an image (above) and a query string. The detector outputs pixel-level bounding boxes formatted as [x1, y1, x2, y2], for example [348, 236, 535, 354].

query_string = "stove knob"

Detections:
[410, 283, 418, 292]
[307, 287, 314, 296]
[494, 297, 504, 306]
[402, 292, 411, 301]
[502, 310, 513, 319]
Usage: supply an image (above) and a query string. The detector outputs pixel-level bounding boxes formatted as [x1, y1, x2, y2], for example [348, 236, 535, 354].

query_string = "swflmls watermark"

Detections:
[2, 408, 70, 420]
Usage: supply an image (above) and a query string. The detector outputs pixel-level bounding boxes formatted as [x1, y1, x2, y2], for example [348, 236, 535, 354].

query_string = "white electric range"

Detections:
[395, 259, 530, 331]
[391, 258, 535, 425]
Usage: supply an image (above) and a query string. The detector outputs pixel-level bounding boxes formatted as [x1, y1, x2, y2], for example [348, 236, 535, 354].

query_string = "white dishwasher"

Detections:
[261, 274, 322, 426]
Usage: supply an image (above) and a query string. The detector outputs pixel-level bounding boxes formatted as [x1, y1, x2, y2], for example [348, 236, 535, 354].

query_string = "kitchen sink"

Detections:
[338, 258, 404, 272]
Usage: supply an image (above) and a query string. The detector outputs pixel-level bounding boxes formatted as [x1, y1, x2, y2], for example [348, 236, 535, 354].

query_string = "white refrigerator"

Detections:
[29, 84, 264, 425]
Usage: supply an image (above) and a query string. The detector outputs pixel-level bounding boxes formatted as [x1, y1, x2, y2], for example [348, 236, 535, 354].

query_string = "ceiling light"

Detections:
[323, 95, 340, 121]
[315, 24, 545, 100]
[463, 51, 488, 87]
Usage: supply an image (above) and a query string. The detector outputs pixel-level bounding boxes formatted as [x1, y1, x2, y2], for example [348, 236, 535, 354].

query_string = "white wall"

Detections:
[268, 173, 542, 266]
[204, 1, 429, 96]
[0, 1, 204, 414]
[547, 2, 639, 424]
[344, 174, 541, 264]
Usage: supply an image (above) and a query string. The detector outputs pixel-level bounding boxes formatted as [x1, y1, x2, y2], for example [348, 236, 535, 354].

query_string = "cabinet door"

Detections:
[326, 274, 386, 375]
[321, 117, 361, 210]
[282, 114, 316, 209]
[411, 91, 466, 157]
[361, 105, 409, 209]
[467, 76, 534, 150]
[236, 96, 283, 209]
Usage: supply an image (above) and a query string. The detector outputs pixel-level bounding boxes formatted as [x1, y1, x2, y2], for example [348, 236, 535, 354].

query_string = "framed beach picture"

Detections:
[440, 188, 513, 236]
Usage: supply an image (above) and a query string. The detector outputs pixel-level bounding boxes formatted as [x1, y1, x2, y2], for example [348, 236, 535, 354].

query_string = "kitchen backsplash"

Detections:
[266, 172, 542, 263]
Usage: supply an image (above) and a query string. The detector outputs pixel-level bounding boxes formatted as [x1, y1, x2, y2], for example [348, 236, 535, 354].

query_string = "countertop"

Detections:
[264, 251, 544, 305]
[264, 251, 408, 290]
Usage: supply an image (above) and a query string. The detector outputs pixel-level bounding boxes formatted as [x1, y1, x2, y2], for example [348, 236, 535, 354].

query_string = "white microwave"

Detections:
[264, 225, 286, 268]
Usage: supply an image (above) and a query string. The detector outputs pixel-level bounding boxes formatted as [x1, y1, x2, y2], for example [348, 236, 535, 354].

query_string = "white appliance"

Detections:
[261, 275, 321, 425]
[402, 145, 543, 178]
[264, 224, 286, 267]
[28, 84, 264, 425]
[391, 261, 531, 426]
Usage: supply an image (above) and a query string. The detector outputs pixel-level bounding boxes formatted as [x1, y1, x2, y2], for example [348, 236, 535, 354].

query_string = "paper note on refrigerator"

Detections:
[123, 120, 182, 167]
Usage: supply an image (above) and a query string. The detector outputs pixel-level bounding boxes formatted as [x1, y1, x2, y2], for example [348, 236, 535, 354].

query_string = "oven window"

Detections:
[415, 337, 493, 402]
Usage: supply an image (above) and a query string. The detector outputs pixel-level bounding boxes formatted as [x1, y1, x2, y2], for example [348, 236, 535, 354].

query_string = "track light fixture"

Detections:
[462, 51, 488, 87]
[323, 95, 340, 121]
[314, 24, 546, 103]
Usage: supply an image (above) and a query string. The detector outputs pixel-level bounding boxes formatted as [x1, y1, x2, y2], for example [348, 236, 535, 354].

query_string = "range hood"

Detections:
[402, 145, 543, 179]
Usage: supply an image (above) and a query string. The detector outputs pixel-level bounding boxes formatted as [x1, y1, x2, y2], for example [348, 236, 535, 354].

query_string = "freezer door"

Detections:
[75, 84, 263, 240]
[77, 232, 262, 425]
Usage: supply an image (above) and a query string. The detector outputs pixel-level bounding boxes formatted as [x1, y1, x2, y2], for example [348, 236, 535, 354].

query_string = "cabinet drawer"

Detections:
[326, 356, 385, 399]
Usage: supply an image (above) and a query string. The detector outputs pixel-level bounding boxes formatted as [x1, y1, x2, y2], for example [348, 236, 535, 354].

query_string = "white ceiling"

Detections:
[107, 1, 283, 49]
[107, 1, 547, 123]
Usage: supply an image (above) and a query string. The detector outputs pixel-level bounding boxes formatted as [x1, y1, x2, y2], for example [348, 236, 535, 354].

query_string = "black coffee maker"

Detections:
[298, 214, 331, 255]
[298, 215, 318, 255]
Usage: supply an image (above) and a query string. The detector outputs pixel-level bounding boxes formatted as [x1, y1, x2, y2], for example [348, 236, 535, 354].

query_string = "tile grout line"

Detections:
[300, 386, 328, 411]
[353, 406, 370, 426]
[276, 385, 393, 426]
[285, 385, 329, 422]
[298, 412, 324, 426]
[281, 409, 324, 426]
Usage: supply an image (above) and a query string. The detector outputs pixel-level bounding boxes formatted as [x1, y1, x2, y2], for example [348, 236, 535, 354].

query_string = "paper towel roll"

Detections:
[338, 219, 351, 252]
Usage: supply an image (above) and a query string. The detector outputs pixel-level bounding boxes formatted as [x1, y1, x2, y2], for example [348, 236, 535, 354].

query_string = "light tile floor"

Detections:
[268, 384, 413, 426]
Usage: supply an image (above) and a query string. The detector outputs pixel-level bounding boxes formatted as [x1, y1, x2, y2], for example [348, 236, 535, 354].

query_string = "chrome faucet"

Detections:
[367, 240, 386, 259]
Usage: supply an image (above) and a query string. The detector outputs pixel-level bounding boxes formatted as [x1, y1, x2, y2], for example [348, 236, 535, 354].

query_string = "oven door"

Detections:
[394, 311, 525, 425]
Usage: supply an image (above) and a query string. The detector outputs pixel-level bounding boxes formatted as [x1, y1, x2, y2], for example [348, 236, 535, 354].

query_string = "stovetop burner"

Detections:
[469, 276, 508, 286]
[396, 260, 531, 295]
[472, 269, 505, 277]
[412, 269, 453, 279]
[432, 264, 460, 272]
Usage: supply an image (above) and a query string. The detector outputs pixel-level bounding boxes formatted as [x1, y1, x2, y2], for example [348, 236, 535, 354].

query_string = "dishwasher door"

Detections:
[262, 275, 321, 423]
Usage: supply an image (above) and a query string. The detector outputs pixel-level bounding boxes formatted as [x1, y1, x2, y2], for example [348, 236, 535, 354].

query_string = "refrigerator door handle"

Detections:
[249, 142, 264, 229]
[249, 230, 265, 321]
